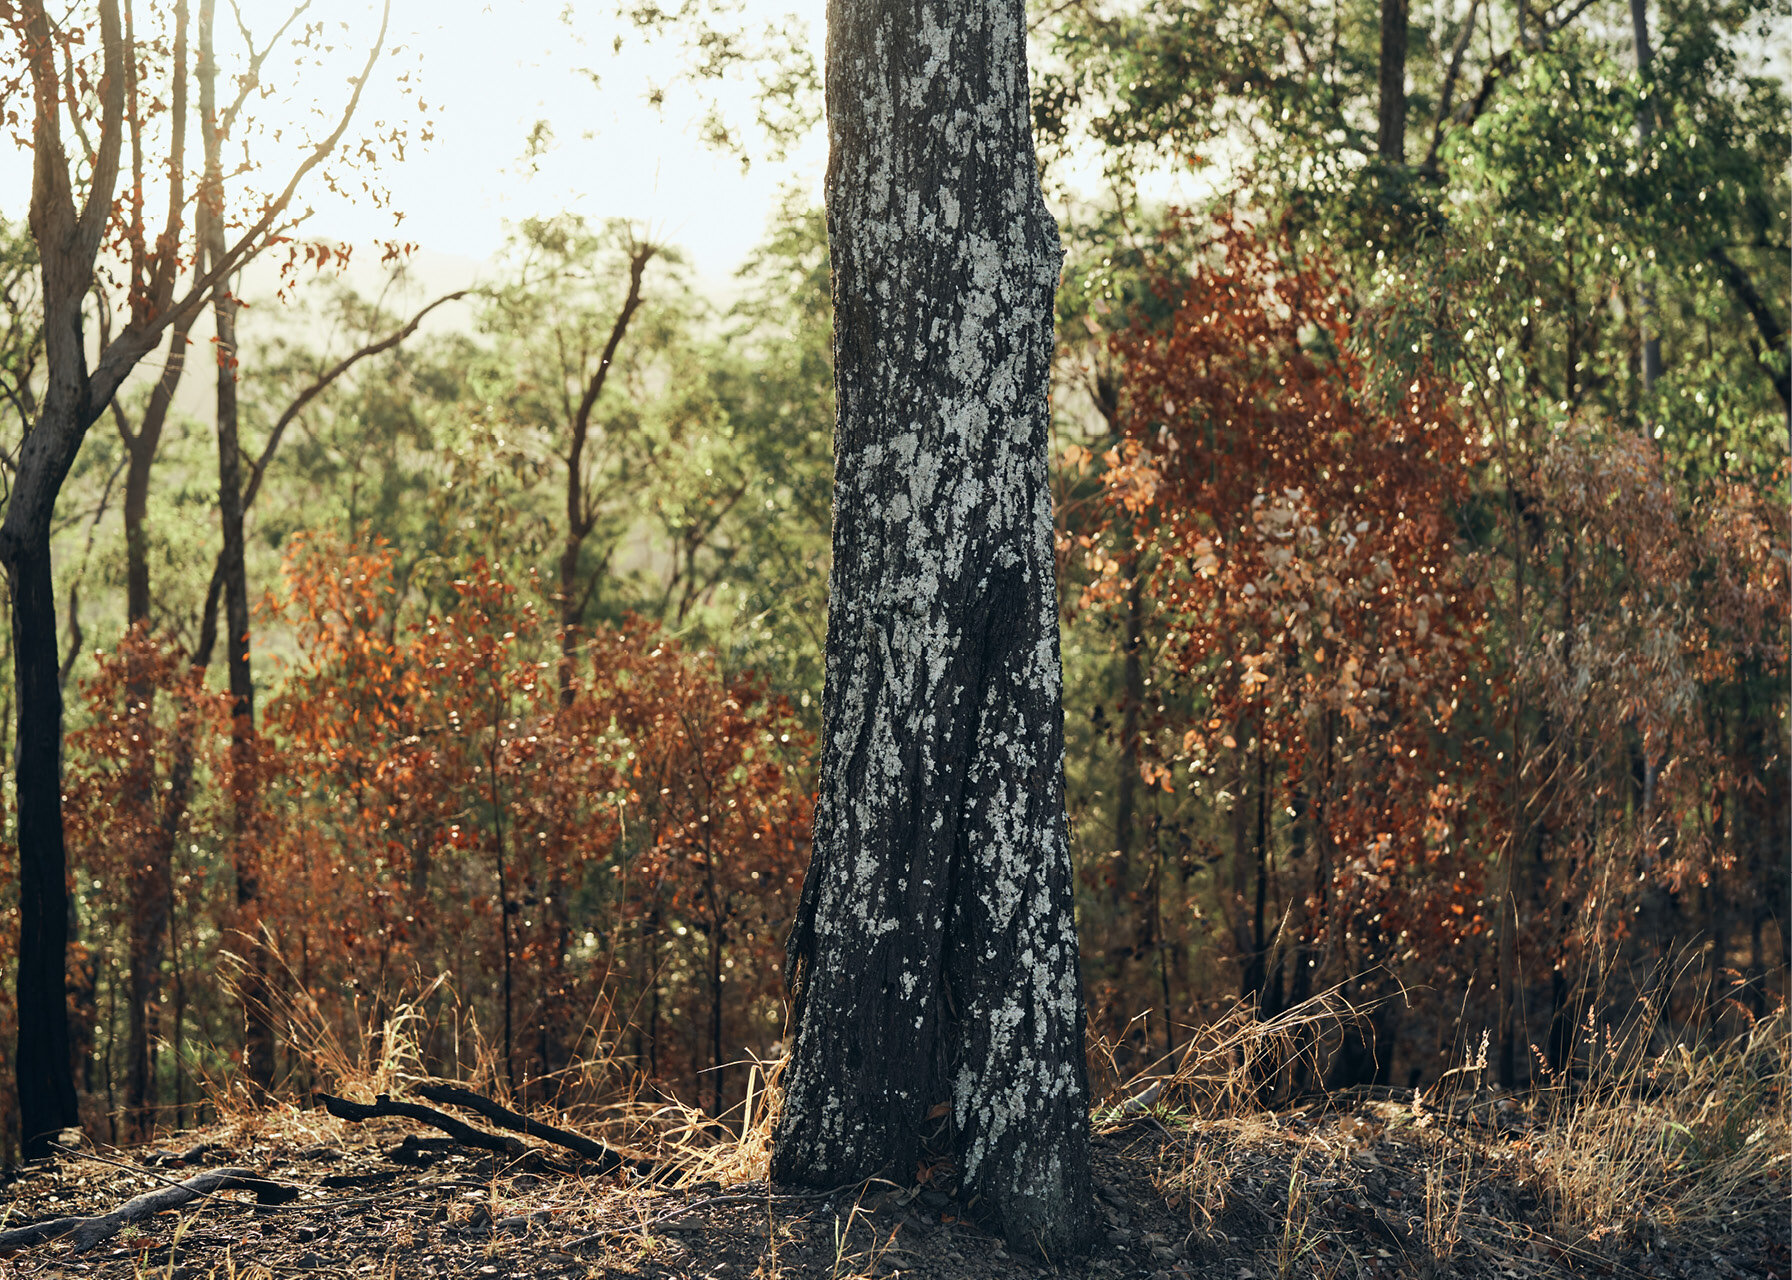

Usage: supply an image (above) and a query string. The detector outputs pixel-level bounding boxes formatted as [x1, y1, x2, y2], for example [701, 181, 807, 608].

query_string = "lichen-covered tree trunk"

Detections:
[769, 0, 1096, 1255]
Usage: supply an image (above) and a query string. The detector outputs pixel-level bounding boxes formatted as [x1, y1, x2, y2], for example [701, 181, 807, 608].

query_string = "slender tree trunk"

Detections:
[199, 0, 272, 1092]
[708, 920, 725, 1117]
[488, 689, 515, 1095]
[557, 243, 652, 704]
[770, 0, 1096, 1252]
[1251, 743, 1270, 1003]
[120, 320, 192, 1139]
[9, 536, 80, 1154]
[1377, 0, 1409, 163]
[1629, 0, 1663, 391]
[1113, 565, 1143, 916]
[124, 781, 172, 1138]
[122, 320, 191, 623]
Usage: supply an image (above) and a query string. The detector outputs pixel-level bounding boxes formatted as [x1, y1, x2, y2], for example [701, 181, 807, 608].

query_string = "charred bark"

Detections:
[770, 0, 1095, 1254]
[8, 537, 81, 1155]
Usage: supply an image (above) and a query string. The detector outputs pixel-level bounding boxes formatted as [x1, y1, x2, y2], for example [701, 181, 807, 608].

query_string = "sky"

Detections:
[296, 0, 831, 281]
[1, 0, 832, 293]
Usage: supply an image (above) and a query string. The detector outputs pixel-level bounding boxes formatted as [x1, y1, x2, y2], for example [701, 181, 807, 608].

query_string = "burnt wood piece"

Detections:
[318, 1092, 526, 1157]
[0, 1168, 297, 1254]
[413, 1082, 646, 1176]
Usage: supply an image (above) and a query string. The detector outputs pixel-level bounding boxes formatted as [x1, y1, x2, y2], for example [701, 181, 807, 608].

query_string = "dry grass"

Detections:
[1097, 983, 1377, 1122]
[182, 947, 1785, 1277]
[1525, 997, 1790, 1250]
[1128, 979, 1788, 1275]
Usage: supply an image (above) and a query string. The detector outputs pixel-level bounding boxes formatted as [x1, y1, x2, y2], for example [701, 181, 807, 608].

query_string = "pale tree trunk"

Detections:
[770, 0, 1096, 1254]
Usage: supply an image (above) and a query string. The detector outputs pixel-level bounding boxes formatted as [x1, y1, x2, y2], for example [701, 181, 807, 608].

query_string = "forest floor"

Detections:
[1, 1086, 1785, 1280]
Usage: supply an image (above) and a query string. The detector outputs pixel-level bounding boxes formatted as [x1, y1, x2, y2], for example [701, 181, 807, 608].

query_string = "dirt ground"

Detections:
[1, 1094, 1785, 1280]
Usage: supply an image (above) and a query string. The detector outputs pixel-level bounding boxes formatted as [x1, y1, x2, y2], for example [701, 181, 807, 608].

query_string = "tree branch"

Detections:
[318, 1092, 527, 1157]
[1419, 0, 1479, 176]
[193, 289, 462, 666]
[85, 0, 392, 414]
[1709, 246, 1791, 409]
[0, 1167, 297, 1253]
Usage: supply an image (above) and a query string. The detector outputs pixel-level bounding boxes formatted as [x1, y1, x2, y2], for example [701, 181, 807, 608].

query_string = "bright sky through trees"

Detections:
[0, 0, 830, 282]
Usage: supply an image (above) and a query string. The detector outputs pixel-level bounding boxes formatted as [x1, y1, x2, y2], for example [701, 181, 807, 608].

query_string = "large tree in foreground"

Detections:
[769, 0, 1095, 1255]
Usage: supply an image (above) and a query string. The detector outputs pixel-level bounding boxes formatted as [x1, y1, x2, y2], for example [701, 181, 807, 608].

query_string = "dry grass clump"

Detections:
[609, 1052, 785, 1187]
[1121, 981, 1787, 1274]
[1095, 984, 1374, 1122]
[231, 945, 790, 1190]
[1526, 998, 1789, 1251]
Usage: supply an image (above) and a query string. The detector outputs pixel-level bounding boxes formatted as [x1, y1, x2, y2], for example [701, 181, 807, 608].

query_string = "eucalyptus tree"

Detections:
[768, 0, 1096, 1254]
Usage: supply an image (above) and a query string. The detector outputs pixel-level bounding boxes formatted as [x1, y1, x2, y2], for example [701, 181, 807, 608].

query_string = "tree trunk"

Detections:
[6, 0, 180, 1157]
[119, 320, 192, 1139]
[123, 747, 172, 1138]
[1629, 0, 1663, 390]
[1113, 565, 1143, 916]
[7, 536, 81, 1156]
[770, 0, 1096, 1253]
[558, 242, 652, 705]
[199, 0, 272, 1092]
[1377, 0, 1409, 163]
[121, 319, 191, 623]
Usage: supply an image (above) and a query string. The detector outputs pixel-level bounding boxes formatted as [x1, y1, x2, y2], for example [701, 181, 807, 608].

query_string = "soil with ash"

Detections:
[0, 1097, 1783, 1280]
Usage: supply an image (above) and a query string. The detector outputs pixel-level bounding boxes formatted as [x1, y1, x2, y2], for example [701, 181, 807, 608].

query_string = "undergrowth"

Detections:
[177, 953, 1789, 1276]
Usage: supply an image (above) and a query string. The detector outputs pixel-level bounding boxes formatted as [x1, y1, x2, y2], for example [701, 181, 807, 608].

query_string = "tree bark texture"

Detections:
[770, 0, 1096, 1255]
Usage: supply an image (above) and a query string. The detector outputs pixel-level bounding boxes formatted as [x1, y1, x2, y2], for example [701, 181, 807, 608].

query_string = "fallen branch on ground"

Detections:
[318, 1093, 526, 1157]
[0, 1168, 298, 1254]
[413, 1082, 647, 1177]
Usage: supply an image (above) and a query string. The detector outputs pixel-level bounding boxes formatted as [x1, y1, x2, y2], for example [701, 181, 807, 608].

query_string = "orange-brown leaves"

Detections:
[1098, 219, 1492, 985]
[250, 536, 811, 1100]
